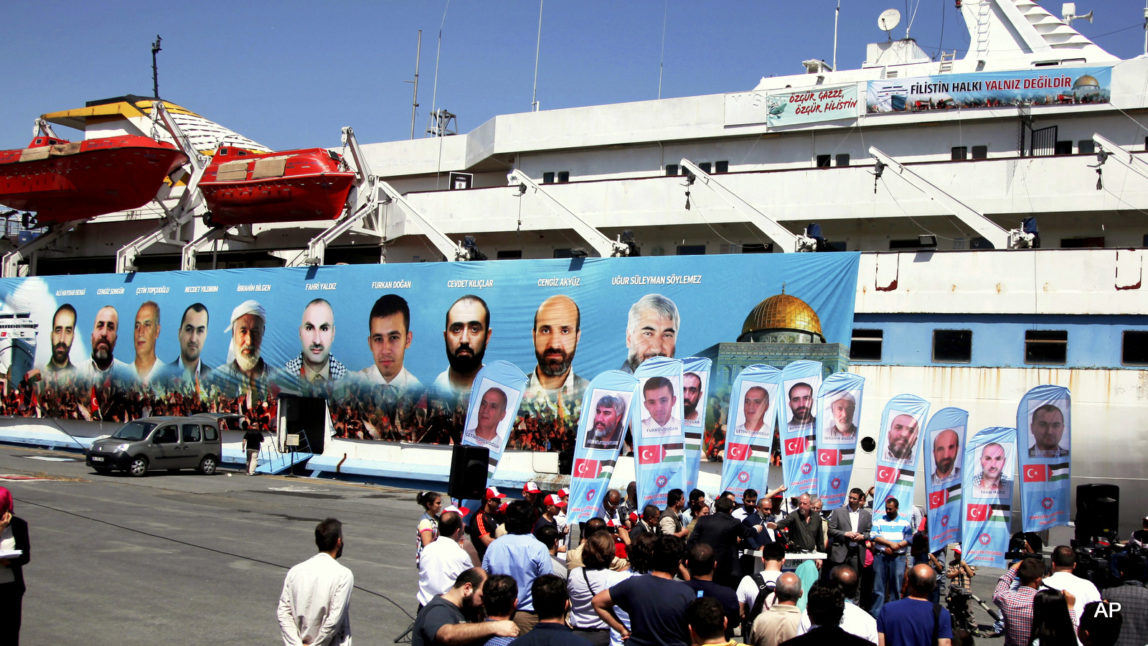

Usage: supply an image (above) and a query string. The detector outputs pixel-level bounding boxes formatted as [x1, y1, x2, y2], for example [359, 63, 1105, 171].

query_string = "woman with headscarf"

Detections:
[1029, 587, 1077, 646]
[0, 486, 30, 645]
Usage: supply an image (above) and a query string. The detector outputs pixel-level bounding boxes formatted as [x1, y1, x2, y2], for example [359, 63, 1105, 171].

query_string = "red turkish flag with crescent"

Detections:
[817, 449, 838, 466]
[727, 443, 750, 461]
[929, 490, 947, 509]
[1023, 464, 1048, 482]
[784, 437, 805, 455]
[876, 465, 898, 484]
[574, 458, 600, 478]
[967, 504, 990, 521]
[638, 445, 665, 465]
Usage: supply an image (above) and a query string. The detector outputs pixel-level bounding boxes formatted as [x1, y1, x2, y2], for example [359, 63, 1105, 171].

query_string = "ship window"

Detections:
[1054, 140, 1073, 155]
[1025, 330, 1067, 365]
[543, 172, 555, 184]
[951, 146, 968, 160]
[1077, 140, 1095, 154]
[557, 171, 570, 183]
[1060, 236, 1105, 248]
[970, 237, 993, 249]
[699, 162, 712, 173]
[714, 160, 729, 174]
[496, 250, 522, 259]
[971, 145, 988, 159]
[676, 244, 706, 256]
[816, 154, 832, 168]
[741, 243, 772, 254]
[850, 329, 883, 361]
[932, 329, 972, 363]
[1123, 331, 1148, 365]
[665, 164, 679, 176]
[835, 154, 850, 167]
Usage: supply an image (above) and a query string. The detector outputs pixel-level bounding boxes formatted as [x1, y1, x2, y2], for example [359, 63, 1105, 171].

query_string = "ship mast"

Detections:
[151, 35, 162, 99]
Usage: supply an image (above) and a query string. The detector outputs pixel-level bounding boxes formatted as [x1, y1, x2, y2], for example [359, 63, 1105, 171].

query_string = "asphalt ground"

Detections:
[0, 444, 422, 646]
[0, 443, 1007, 645]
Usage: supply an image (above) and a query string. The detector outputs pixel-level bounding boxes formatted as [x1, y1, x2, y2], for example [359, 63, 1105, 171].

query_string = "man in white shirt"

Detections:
[1042, 545, 1100, 628]
[798, 565, 877, 643]
[277, 518, 354, 646]
[640, 376, 679, 438]
[417, 512, 474, 608]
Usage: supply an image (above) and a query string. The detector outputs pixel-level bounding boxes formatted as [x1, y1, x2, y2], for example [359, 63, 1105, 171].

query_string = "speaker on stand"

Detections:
[448, 445, 489, 501]
[1075, 483, 1119, 545]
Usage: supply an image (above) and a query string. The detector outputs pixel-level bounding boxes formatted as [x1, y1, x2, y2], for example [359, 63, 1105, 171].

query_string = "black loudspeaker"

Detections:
[449, 445, 489, 501]
[280, 395, 328, 455]
[557, 449, 574, 476]
[1075, 483, 1119, 543]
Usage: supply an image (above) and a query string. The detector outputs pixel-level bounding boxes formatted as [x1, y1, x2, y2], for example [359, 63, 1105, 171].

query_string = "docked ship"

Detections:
[0, 0, 1144, 532]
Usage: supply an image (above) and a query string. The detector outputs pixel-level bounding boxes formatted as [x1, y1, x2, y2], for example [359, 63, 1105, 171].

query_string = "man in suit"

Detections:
[687, 495, 762, 589]
[826, 488, 872, 601]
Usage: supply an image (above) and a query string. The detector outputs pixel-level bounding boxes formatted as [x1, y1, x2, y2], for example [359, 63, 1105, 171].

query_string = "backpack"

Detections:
[741, 573, 777, 638]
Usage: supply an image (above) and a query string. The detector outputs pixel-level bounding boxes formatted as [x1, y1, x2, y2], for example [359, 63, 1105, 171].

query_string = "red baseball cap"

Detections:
[544, 493, 567, 508]
[557, 487, 570, 498]
[523, 481, 542, 494]
[485, 487, 507, 500]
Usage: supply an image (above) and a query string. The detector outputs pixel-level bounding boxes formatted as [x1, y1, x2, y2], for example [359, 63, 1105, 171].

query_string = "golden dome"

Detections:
[1073, 75, 1099, 90]
[741, 292, 823, 338]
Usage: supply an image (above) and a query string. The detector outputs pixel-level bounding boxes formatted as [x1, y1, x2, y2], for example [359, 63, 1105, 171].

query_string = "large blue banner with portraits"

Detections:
[814, 372, 865, 509]
[873, 394, 930, 512]
[681, 357, 711, 496]
[778, 360, 823, 495]
[923, 407, 968, 553]
[962, 426, 1017, 569]
[1017, 385, 1072, 532]
[631, 357, 686, 510]
[568, 370, 638, 524]
[718, 364, 781, 501]
[0, 254, 859, 456]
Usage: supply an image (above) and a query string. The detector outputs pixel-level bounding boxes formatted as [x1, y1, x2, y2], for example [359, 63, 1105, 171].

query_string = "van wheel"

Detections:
[128, 456, 149, 477]
[199, 456, 218, 475]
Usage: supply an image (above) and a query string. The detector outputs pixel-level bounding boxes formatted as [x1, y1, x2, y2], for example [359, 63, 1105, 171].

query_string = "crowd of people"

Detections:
[0, 375, 277, 430]
[274, 484, 1148, 646]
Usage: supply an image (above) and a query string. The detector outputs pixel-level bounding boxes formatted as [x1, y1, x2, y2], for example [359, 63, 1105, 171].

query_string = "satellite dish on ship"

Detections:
[878, 8, 901, 40]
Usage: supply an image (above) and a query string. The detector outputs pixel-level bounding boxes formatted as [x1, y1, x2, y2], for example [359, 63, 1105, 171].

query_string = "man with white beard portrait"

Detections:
[212, 300, 281, 398]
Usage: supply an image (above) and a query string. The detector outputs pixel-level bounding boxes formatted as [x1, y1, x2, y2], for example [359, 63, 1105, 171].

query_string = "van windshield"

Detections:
[112, 421, 157, 441]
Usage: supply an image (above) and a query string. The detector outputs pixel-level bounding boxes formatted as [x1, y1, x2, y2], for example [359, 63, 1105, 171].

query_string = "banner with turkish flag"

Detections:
[631, 357, 686, 511]
[814, 372, 864, 507]
[1017, 385, 1071, 532]
[567, 370, 639, 523]
[924, 406, 968, 552]
[681, 357, 712, 496]
[719, 363, 781, 502]
[777, 360, 823, 496]
[873, 393, 931, 513]
[455, 361, 529, 515]
[961, 426, 1017, 569]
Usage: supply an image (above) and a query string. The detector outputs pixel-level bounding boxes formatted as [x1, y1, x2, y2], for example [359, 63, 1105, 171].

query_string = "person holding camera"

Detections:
[993, 557, 1076, 646]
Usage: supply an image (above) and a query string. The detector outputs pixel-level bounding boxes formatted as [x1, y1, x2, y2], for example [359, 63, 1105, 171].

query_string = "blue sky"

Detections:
[2, 1, 1145, 151]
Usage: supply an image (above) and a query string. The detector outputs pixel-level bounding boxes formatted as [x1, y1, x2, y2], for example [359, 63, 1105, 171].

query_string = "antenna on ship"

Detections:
[531, 0, 543, 112]
[151, 35, 163, 99]
[408, 30, 422, 139]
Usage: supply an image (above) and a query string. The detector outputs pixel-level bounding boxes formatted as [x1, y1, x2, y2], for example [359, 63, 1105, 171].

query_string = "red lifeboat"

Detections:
[199, 145, 357, 226]
[0, 134, 188, 222]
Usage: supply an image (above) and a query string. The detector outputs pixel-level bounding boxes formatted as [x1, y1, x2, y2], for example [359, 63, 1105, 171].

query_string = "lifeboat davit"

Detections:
[199, 145, 356, 226]
[0, 134, 188, 222]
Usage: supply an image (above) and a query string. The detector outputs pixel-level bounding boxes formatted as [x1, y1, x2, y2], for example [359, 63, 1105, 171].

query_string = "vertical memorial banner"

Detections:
[719, 364, 782, 501]
[1018, 385, 1071, 532]
[923, 407, 968, 552]
[461, 360, 529, 475]
[567, 370, 638, 524]
[961, 426, 1017, 569]
[815, 372, 864, 508]
[631, 357, 686, 510]
[778, 360, 823, 495]
[680, 357, 712, 495]
[873, 394, 930, 512]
